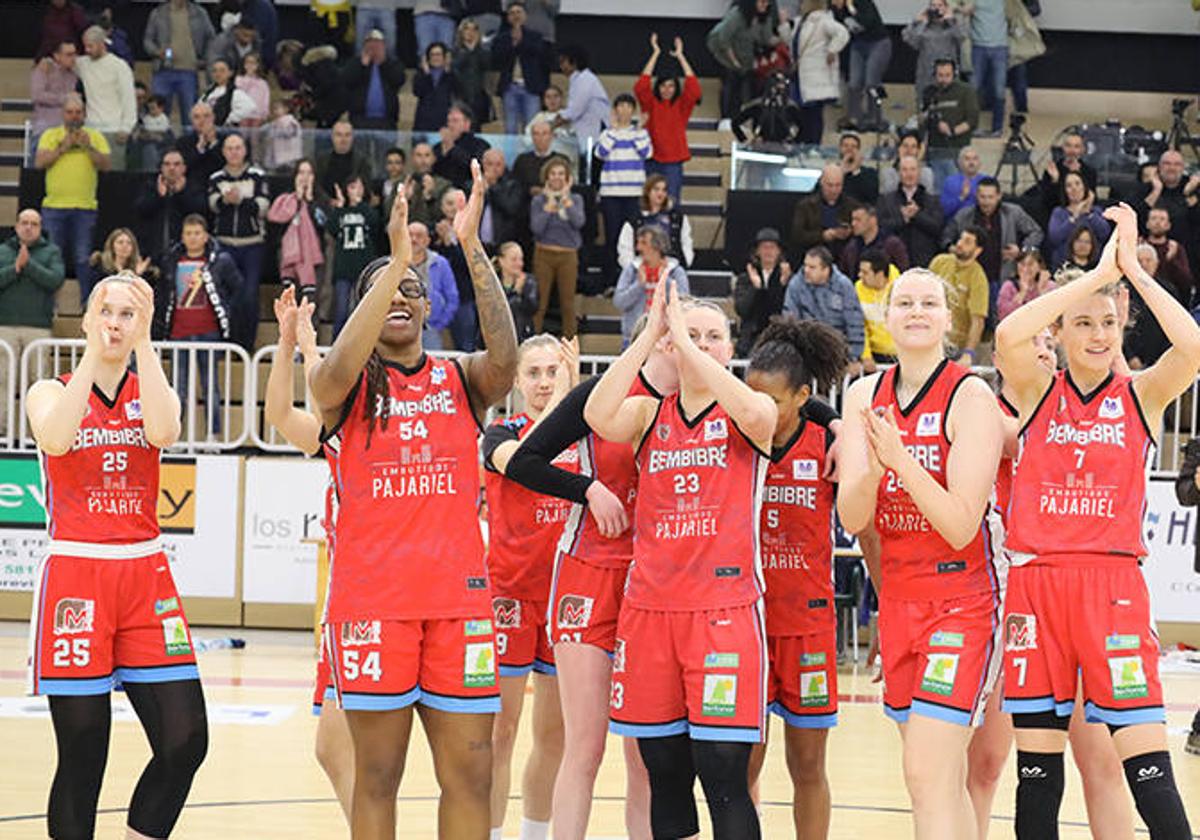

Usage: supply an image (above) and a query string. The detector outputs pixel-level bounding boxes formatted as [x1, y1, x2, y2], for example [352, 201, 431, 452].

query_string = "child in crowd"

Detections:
[265, 99, 303, 173]
[329, 174, 382, 337]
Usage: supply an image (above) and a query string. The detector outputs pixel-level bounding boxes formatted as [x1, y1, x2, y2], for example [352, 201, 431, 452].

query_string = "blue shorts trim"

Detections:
[883, 703, 910, 724]
[311, 686, 336, 717]
[769, 702, 837, 730]
[689, 723, 763, 743]
[418, 691, 501, 714]
[34, 675, 115, 696]
[311, 703, 322, 717]
[532, 659, 557, 676]
[340, 686, 421, 711]
[114, 664, 200, 684]
[1083, 701, 1164, 727]
[499, 663, 533, 678]
[610, 719, 689, 739]
[910, 698, 972, 727]
[1002, 696, 1076, 718]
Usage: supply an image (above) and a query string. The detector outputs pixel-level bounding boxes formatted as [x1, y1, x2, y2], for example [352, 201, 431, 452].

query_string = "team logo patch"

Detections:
[1004, 614, 1038, 652]
[124, 399, 143, 420]
[704, 418, 728, 441]
[463, 642, 496, 687]
[655, 424, 671, 442]
[793, 459, 818, 481]
[492, 597, 521, 629]
[799, 670, 830, 706]
[613, 638, 626, 673]
[341, 620, 381, 647]
[930, 631, 965, 648]
[153, 597, 179, 616]
[916, 412, 941, 437]
[466, 576, 488, 590]
[162, 616, 191, 656]
[920, 653, 959, 697]
[1105, 634, 1140, 651]
[430, 365, 447, 385]
[799, 652, 826, 667]
[556, 595, 594, 629]
[53, 598, 95, 635]
[1099, 396, 1124, 419]
[704, 652, 739, 669]
[464, 619, 493, 637]
[701, 673, 737, 717]
[1108, 656, 1149, 700]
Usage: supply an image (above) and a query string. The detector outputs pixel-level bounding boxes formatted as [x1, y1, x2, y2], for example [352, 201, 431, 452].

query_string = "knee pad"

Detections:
[1012, 710, 1070, 731]
[638, 736, 699, 839]
[1014, 751, 1065, 840]
[1123, 751, 1193, 839]
[692, 741, 760, 840]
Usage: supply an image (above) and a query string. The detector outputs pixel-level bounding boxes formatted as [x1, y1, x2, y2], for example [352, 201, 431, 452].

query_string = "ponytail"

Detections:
[748, 316, 848, 392]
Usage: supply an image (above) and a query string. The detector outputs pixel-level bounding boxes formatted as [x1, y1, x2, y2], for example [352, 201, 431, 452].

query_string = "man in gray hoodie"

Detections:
[784, 245, 867, 372]
[902, 0, 967, 101]
[614, 226, 689, 346]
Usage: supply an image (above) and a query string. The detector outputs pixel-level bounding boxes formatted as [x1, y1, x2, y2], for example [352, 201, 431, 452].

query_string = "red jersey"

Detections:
[1007, 371, 1154, 565]
[42, 371, 160, 543]
[994, 394, 1018, 527]
[629, 395, 767, 611]
[485, 412, 578, 599]
[871, 360, 998, 601]
[760, 417, 835, 636]
[326, 355, 489, 622]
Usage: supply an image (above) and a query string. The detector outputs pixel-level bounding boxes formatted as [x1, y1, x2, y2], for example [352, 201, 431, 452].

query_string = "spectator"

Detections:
[207, 132, 269, 349]
[267, 159, 328, 301]
[966, 0, 1008, 136]
[235, 52, 270, 125]
[943, 177, 1043, 307]
[355, 0, 400, 57]
[831, 0, 891, 131]
[596, 93, 652, 285]
[731, 70, 806, 149]
[413, 0, 459, 61]
[530, 157, 585, 337]
[1172, 441, 1200, 760]
[413, 42, 460, 132]
[615, 226, 690, 346]
[144, 0, 215, 127]
[855, 248, 896, 368]
[929, 226, 988, 362]
[839, 132, 879, 205]
[34, 94, 111, 299]
[154, 214, 240, 438]
[1038, 131, 1098, 216]
[479, 148, 525, 249]
[31, 41, 79, 139]
[201, 59, 257, 126]
[406, 141, 452, 229]
[902, 0, 966, 102]
[238, 0, 279, 71]
[316, 120, 373, 200]
[520, 0, 560, 44]
[635, 34, 701, 206]
[89, 227, 153, 293]
[343, 28, 405, 130]
[526, 85, 578, 157]
[494, 241, 537, 341]
[77, 25, 137, 138]
[733, 226, 793, 357]
[135, 148, 207, 261]
[792, 0, 850, 145]
[924, 59, 979, 187]
[431, 188, 476, 350]
[878, 155, 944, 268]
[995, 248, 1053, 322]
[783, 245, 866, 367]
[513, 118, 568, 201]
[264, 99, 303, 173]
[789, 163, 857, 262]
[36, 0, 88, 61]
[176, 102, 224, 190]
[939, 145, 983, 219]
[706, 0, 779, 124]
[554, 44, 610, 157]
[407, 220, 459, 348]
[1143, 207, 1194, 305]
[324, 172, 382, 335]
[840, 204, 909, 276]
[1059, 224, 1100, 272]
[879, 131, 935, 195]
[379, 147, 407, 218]
[617, 174, 695, 270]
[1124, 245, 1173, 369]
[207, 20, 260, 77]
[128, 93, 175, 172]
[1046, 171, 1111, 269]
[493, 2, 551, 135]
[0, 209, 66, 431]
[452, 18, 492, 127]
[433, 102, 491, 191]
[1138, 150, 1200, 267]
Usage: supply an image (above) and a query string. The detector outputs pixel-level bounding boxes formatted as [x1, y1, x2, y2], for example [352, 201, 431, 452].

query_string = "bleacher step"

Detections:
[1, 100, 31, 113]
[682, 171, 721, 188]
[679, 200, 722, 218]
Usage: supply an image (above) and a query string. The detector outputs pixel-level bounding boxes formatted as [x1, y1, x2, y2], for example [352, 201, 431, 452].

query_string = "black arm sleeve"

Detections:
[803, 397, 840, 428]
[505, 378, 600, 504]
[482, 422, 520, 473]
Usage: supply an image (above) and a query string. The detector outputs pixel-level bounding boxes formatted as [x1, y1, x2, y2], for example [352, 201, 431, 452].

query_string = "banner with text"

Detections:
[241, 458, 329, 605]
[1143, 478, 1200, 623]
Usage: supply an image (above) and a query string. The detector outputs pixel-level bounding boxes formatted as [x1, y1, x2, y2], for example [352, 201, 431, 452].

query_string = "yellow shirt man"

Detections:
[856, 266, 898, 361]
[36, 125, 110, 210]
[929, 250, 990, 355]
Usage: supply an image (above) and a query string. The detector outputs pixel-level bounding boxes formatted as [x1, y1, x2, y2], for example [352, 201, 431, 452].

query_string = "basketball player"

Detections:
[742, 317, 849, 840]
[585, 280, 777, 840]
[307, 163, 518, 838]
[481, 334, 579, 840]
[837, 267, 1006, 840]
[995, 203, 1195, 839]
[26, 274, 208, 840]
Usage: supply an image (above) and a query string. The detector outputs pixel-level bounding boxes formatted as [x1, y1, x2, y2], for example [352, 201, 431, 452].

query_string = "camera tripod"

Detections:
[994, 121, 1040, 194]
[1167, 101, 1200, 161]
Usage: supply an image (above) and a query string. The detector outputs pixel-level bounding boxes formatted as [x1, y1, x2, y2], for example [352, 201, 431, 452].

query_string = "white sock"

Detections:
[518, 818, 550, 840]
[490, 829, 503, 840]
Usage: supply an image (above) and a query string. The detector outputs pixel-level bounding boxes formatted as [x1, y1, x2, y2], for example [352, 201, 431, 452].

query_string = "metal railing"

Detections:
[0, 338, 15, 450]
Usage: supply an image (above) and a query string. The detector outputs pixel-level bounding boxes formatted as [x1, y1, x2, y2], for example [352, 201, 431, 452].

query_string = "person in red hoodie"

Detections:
[37, 0, 89, 60]
[634, 34, 701, 206]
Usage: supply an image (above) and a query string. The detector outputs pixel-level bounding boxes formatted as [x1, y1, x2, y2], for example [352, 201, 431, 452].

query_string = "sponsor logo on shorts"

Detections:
[1105, 634, 1140, 651]
[807, 599, 828, 609]
[937, 561, 966, 574]
[916, 412, 941, 437]
[799, 670, 829, 706]
[1098, 396, 1124, 419]
[715, 567, 741, 578]
[656, 424, 671, 442]
[1108, 655, 1149, 700]
[464, 619, 493, 637]
[492, 598, 521, 629]
[704, 652, 739, 669]
[702, 673, 737, 717]
[793, 459, 818, 481]
[463, 642, 496, 688]
[799, 652, 826, 667]
[341, 620, 381, 647]
[430, 365, 447, 385]
[53, 598, 95, 635]
[1004, 614, 1038, 652]
[613, 638, 626, 673]
[704, 418, 728, 441]
[466, 576, 488, 590]
[920, 653, 959, 697]
[162, 616, 191, 656]
[125, 399, 143, 420]
[556, 595, 594, 629]
[154, 597, 179, 616]
[930, 631, 965, 648]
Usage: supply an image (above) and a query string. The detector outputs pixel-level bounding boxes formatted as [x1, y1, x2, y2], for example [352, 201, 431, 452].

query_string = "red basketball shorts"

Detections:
[1002, 561, 1164, 727]
[491, 596, 555, 677]
[767, 629, 839, 729]
[312, 650, 333, 715]
[324, 617, 501, 713]
[28, 546, 199, 696]
[547, 551, 628, 654]
[610, 602, 767, 743]
[879, 588, 1002, 728]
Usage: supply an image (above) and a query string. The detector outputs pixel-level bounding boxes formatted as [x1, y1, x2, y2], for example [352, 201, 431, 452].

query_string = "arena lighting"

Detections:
[782, 167, 823, 179]
[737, 150, 789, 164]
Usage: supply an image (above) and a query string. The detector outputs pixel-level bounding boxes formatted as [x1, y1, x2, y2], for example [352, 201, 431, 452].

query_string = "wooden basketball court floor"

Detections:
[1, 623, 1197, 839]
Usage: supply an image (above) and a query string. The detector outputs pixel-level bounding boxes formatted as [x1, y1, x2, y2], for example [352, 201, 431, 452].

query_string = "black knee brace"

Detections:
[1123, 751, 1193, 840]
[638, 735, 700, 839]
[1012, 710, 1070, 731]
[1014, 750, 1064, 840]
[691, 740, 760, 840]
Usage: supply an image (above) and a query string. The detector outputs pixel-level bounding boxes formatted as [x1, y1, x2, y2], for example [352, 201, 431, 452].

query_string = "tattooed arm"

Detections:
[454, 159, 519, 419]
